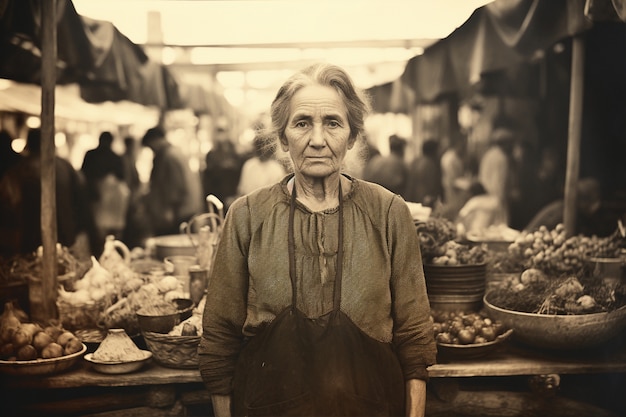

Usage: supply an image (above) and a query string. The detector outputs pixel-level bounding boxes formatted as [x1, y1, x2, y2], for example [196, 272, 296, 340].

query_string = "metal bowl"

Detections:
[84, 350, 152, 374]
[0, 343, 86, 376]
[483, 293, 626, 349]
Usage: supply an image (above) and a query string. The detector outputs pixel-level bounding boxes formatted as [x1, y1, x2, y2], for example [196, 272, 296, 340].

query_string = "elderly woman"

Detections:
[199, 63, 436, 417]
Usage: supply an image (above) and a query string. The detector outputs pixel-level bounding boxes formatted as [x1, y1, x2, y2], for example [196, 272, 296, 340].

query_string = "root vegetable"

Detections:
[0, 342, 15, 358]
[11, 328, 33, 348]
[16, 344, 37, 361]
[32, 331, 53, 352]
[64, 338, 83, 355]
[554, 277, 584, 299]
[41, 342, 64, 359]
[57, 331, 77, 347]
[0, 302, 22, 339]
[44, 325, 64, 341]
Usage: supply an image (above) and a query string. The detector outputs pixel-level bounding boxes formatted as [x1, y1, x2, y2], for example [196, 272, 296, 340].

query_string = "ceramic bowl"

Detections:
[84, 350, 152, 374]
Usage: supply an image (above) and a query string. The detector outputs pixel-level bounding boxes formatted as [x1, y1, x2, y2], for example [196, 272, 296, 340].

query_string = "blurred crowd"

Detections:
[0, 116, 621, 260]
[0, 123, 287, 259]
[361, 120, 622, 240]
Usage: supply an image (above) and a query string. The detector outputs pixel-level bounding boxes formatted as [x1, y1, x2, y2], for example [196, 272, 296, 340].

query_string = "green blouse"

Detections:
[199, 175, 437, 394]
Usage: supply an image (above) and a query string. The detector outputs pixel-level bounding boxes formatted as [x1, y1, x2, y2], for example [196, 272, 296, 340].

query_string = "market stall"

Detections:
[1, 1, 626, 416]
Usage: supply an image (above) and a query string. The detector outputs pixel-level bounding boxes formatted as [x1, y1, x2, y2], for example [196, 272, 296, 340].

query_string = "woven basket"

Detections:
[141, 331, 200, 369]
[56, 297, 110, 331]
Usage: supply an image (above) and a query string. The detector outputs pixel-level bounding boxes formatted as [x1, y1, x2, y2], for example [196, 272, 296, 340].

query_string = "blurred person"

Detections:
[436, 136, 470, 221]
[530, 146, 564, 219]
[199, 63, 435, 417]
[120, 136, 146, 248]
[0, 128, 92, 257]
[405, 138, 443, 207]
[455, 181, 508, 238]
[121, 136, 141, 195]
[478, 126, 517, 226]
[0, 130, 21, 179]
[141, 126, 203, 236]
[236, 134, 286, 196]
[203, 123, 243, 208]
[362, 134, 408, 196]
[81, 131, 129, 245]
[440, 136, 467, 204]
[525, 177, 619, 237]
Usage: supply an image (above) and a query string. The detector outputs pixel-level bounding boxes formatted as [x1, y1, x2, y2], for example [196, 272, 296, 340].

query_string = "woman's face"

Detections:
[281, 85, 355, 180]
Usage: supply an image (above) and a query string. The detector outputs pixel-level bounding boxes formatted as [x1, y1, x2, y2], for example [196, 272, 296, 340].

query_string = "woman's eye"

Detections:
[327, 120, 340, 128]
[295, 121, 308, 128]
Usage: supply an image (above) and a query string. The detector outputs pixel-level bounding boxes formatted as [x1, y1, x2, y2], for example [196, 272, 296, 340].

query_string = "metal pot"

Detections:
[152, 234, 197, 260]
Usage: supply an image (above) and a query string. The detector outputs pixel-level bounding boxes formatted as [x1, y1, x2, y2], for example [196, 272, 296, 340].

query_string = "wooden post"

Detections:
[38, 0, 58, 322]
[563, 34, 585, 237]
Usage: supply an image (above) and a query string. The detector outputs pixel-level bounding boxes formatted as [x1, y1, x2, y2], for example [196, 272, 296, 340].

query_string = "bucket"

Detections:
[424, 263, 487, 312]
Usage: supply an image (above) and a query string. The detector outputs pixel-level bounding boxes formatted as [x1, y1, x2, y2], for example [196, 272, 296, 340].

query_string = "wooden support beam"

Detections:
[39, 0, 58, 322]
[563, 34, 585, 237]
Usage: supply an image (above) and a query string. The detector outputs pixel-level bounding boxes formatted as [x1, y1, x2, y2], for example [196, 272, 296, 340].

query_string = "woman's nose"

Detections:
[309, 124, 326, 147]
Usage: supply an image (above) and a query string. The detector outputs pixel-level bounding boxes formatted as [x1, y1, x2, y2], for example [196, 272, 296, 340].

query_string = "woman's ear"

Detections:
[279, 136, 289, 152]
[347, 134, 357, 150]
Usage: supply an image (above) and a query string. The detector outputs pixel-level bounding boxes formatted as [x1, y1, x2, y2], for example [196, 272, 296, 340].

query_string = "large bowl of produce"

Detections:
[431, 309, 513, 359]
[0, 302, 87, 375]
[483, 268, 626, 349]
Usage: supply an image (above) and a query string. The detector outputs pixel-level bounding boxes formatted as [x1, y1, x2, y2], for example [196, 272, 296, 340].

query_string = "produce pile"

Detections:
[0, 302, 83, 361]
[486, 268, 626, 315]
[56, 239, 188, 335]
[0, 243, 89, 286]
[431, 309, 508, 345]
[416, 217, 488, 265]
[506, 224, 623, 275]
[168, 296, 205, 336]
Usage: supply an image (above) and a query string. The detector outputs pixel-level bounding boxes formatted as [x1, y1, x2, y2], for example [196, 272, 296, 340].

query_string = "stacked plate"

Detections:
[423, 263, 487, 311]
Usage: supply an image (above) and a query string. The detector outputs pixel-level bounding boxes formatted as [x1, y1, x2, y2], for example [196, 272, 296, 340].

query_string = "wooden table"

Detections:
[2, 334, 625, 416]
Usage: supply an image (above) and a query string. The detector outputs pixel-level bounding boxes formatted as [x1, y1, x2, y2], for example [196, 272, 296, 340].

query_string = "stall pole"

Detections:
[38, 0, 58, 322]
[563, 34, 585, 237]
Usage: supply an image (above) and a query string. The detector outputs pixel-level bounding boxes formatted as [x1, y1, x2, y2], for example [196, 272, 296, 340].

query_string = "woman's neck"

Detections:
[290, 173, 349, 212]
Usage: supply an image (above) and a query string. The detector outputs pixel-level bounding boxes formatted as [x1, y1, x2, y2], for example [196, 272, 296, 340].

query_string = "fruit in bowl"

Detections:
[431, 309, 513, 359]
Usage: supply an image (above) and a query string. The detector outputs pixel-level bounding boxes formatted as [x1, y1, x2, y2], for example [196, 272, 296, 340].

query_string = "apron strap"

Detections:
[288, 183, 298, 311]
[288, 178, 344, 312]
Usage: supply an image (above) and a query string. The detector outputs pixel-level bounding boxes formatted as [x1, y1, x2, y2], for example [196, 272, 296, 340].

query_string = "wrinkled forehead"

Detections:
[289, 85, 348, 118]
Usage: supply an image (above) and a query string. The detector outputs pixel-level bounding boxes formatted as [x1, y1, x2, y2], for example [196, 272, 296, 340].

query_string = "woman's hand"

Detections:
[405, 379, 427, 417]
[211, 394, 232, 417]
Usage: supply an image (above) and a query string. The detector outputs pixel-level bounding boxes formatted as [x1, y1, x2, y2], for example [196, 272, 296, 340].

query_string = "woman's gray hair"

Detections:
[269, 63, 371, 143]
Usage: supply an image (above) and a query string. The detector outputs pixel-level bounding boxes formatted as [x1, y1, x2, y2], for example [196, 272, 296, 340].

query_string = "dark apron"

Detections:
[232, 183, 405, 416]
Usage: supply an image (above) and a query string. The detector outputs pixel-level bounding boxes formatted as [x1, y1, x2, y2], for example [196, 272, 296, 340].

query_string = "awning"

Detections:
[0, 80, 160, 125]
[400, 0, 600, 103]
[0, 0, 183, 110]
[366, 78, 415, 114]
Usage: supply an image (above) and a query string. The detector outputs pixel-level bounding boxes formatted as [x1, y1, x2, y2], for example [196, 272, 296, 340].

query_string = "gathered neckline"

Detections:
[280, 174, 357, 214]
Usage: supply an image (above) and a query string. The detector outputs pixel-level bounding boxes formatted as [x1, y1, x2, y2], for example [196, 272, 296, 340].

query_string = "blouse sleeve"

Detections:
[198, 196, 251, 394]
[387, 195, 437, 380]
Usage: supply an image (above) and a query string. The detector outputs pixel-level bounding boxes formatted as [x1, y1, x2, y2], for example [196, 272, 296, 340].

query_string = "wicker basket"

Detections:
[57, 297, 110, 331]
[141, 331, 200, 369]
